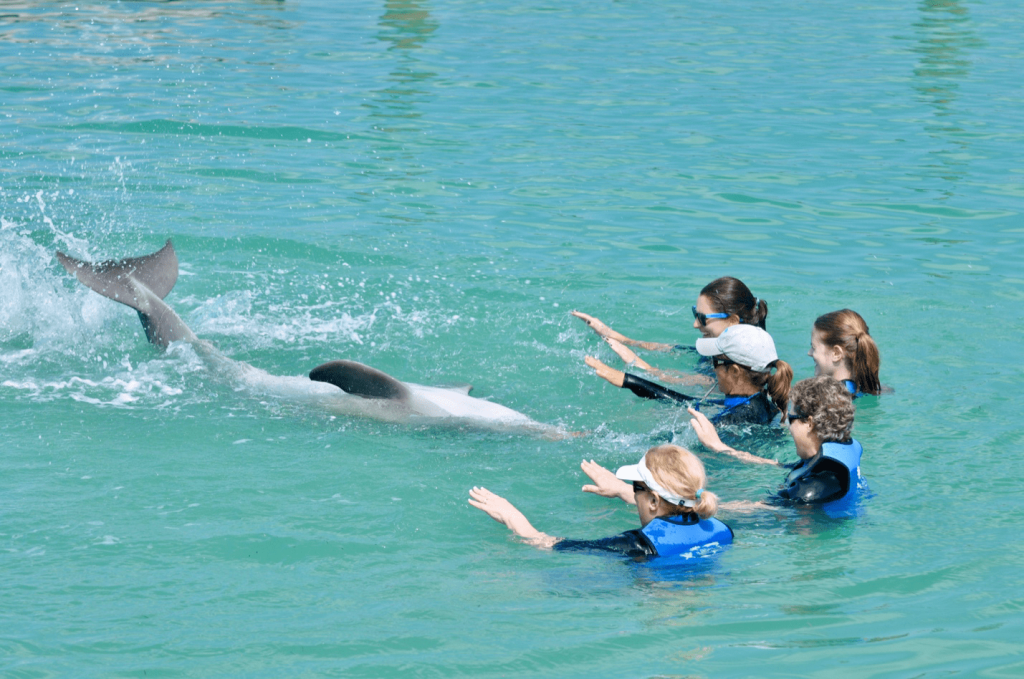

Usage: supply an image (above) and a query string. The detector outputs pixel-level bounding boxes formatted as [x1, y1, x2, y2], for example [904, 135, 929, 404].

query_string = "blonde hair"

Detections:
[644, 444, 719, 520]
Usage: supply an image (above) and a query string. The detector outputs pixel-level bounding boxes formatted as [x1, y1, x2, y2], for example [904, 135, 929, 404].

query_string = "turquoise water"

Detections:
[3, 0, 1023, 676]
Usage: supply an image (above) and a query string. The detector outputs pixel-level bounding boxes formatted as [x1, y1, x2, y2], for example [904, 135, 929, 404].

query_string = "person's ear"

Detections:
[830, 344, 845, 364]
[645, 492, 661, 514]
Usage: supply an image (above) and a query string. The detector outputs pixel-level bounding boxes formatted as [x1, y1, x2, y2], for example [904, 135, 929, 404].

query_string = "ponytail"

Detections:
[852, 331, 882, 395]
[644, 444, 720, 520]
[691, 488, 719, 521]
[766, 359, 793, 419]
[752, 297, 769, 330]
[749, 359, 793, 420]
[814, 309, 881, 396]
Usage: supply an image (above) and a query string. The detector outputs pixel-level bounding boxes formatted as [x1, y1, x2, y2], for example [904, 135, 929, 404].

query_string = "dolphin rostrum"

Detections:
[56, 241, 561, 435]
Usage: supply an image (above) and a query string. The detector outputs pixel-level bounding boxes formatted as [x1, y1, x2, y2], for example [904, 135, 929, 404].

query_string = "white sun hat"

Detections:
[694, 324, 779, 372]
[615, 454, 695, 508]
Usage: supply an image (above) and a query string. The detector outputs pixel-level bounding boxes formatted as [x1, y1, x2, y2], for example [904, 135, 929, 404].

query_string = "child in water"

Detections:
[809, 309, 882, 397]
[689, 375, 865, 514]
[469, 445, 733, 559]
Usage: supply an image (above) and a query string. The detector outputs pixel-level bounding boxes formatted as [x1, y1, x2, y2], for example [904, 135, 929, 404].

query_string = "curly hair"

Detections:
[644, 444, 719, 520]
[790, 376, 855, 443]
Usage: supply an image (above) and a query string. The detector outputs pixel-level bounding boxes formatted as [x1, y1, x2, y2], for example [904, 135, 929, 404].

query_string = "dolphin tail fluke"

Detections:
[56, 239, 179, 302]
[309, 360, 411, 400]
[56, 240, 196, 349]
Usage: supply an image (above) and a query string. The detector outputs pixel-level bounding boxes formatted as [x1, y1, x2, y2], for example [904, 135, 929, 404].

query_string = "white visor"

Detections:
[615, 454, 695, 508]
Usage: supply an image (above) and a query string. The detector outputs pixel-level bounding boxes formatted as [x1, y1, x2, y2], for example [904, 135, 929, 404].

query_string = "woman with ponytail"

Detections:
[470, 445, 732, 560]
[583, 323, 792, 426]
[573, 277, 768, 384]
[810, 309, 881, 397]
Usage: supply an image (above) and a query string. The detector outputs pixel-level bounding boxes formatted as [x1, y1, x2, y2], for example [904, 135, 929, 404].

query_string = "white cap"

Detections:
[615, 454, 694, 508]
[694, 324, 779, 372]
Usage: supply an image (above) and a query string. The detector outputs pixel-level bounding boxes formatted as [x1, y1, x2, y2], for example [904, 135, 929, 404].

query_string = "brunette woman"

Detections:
[809, 309, 882, 397]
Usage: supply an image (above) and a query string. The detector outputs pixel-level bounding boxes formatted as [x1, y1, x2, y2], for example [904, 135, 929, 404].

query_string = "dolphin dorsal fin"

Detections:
[309, 360, 411, 400]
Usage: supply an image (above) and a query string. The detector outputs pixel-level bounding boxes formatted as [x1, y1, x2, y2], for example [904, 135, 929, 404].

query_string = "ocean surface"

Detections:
[2, 1, 1023, 676]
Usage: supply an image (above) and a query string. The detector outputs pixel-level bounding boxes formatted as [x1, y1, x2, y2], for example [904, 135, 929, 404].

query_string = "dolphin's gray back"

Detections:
[309, 360, 411, 400]
[56, 240, 196, 348]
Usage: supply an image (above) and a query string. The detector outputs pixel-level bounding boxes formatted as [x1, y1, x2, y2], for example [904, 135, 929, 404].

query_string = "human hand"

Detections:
[468, 487, 526, 528]
[584, 356, 626, 387]
[605, 337, 653, 371]
[571, 310, 615, 338]
[687, 406, 727, 452]
[468, 487, 556, 547]
[580, 459, 635, 504]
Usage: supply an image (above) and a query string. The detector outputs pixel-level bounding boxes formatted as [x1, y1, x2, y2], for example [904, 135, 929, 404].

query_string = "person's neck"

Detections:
[832, 364, 853, 383]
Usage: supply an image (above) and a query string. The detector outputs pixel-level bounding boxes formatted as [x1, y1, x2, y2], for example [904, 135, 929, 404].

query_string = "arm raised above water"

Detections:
[468, 487, 560, 549]
[571, 311, 677, 352]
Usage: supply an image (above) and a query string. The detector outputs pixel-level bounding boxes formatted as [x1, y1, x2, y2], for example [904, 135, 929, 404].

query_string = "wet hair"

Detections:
[790, 375, 855, 443]
[749, 359, 793, 419]
[813, 309, 881, 395]
[644, 444, 718, 520]
[700, 277, 768, 329]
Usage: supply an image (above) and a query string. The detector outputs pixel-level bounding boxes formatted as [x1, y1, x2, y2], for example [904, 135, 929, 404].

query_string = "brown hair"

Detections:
[644, 444, 719, 520]
[790, 376, 855, 443]
[749, 359, 793, 420]
[700, 277, 768, 329]
[813, 309, 881, 395]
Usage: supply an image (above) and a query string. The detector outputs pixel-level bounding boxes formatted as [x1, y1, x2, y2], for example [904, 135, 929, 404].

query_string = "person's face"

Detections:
[632, 481, 662, 527]
[788, 413, 821, 459]
[809, 328, 843, 377]
[693, 294, 737, 338]
[713, 356, 742, 393]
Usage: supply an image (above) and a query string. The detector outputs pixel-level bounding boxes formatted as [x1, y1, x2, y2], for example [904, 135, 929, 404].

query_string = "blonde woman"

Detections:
[469, 445, 732, 560]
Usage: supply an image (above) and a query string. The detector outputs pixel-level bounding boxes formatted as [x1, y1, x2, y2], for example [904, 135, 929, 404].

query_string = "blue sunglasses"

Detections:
[692, 306, 730, 327]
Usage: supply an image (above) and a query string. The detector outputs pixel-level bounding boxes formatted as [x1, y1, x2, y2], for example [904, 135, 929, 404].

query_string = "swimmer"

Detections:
[585, 324, 793, 427]
[573, 276, 768, 349]
[469, 445, 733, 559]
[810, 309, 882, 397]
[572, 276, 768, 384]
[689, 376, 865, 514]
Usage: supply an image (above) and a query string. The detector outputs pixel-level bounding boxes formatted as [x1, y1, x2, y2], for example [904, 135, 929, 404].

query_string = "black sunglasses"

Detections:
[692, 306, 730, 327]
[632, 481, 650, 494]
[712, 356, 736, 369]
[788, 411, 806, 423]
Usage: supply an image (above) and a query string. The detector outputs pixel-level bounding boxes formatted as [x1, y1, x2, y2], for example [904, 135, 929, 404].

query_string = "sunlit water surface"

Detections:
[2, 1, 1023, 676]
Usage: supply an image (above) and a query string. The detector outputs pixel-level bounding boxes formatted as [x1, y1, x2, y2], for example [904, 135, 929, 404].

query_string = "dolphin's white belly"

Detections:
[200, 350, 548, 430]
[405, 384, 539, 425]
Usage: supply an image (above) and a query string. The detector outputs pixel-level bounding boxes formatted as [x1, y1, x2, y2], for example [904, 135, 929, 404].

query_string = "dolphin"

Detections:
[55, 241, 562, 435]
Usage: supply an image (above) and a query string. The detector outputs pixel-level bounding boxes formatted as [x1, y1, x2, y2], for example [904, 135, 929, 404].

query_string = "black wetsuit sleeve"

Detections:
[621, 373, 695, 403]
[553, 529, 657, 558]
[776, 458, 849, 505]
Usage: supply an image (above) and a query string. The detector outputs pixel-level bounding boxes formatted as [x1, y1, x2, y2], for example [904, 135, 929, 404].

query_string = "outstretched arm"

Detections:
[584, 356, 626, 388]
[606, 338, 714, 387]
[580, 459, 636, 504]
[468, 487, 560, 549]
[571, 311, 676, 352]
[687, 407, 781, 466]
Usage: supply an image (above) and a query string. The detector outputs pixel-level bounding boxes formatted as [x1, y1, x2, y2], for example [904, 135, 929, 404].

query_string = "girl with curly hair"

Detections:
[687, 375, 865, 514]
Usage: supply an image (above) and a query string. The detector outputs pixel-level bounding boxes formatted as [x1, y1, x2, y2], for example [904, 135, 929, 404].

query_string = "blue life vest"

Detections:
[640, 515, 733, 564]
[709, 393, 757, 424]
[784, 439, 865, 518]
[842, 379, 863, 399]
